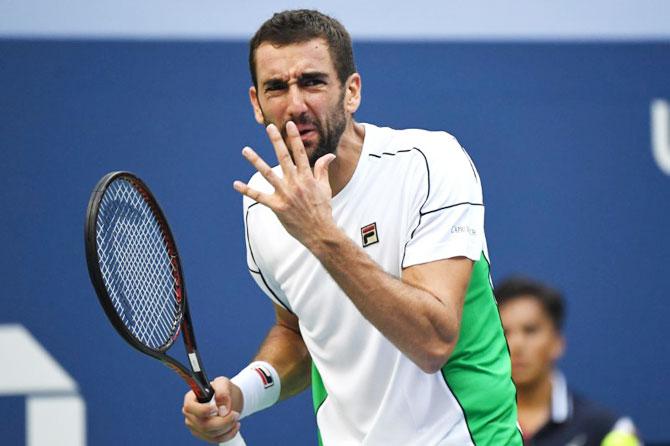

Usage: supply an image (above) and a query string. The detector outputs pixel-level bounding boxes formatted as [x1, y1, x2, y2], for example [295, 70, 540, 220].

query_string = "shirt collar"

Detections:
[551, 370, 573, 424]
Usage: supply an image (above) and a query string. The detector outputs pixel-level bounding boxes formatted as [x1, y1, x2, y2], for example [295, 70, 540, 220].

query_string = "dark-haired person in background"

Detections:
[181, 8, 522, 446]
[497, 276, 640, 446]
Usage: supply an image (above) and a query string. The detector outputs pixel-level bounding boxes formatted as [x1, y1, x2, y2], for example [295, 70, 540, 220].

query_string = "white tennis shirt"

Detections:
[243, 123, 490, 445]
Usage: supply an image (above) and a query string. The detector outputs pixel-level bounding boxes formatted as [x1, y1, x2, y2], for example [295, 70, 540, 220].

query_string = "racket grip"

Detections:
[220, 433, 246, 446]
[207, 398, 247, 446]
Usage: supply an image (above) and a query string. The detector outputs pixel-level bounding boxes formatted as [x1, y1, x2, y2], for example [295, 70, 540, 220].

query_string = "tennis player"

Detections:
[183, 9, 522, 445]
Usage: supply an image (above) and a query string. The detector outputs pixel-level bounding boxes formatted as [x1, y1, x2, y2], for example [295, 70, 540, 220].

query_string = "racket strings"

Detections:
[96, 179, 182, 350]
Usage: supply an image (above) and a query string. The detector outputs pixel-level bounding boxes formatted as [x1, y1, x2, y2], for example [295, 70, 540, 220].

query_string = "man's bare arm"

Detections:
[253, 304, 311, 401]
[310, 231, 472, 373]
[183, 304, 309, 443]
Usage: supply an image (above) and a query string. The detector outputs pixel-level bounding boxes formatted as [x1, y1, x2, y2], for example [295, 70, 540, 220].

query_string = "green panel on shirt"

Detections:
[312, 363, 327, 446]
[441, 253, 523, 445]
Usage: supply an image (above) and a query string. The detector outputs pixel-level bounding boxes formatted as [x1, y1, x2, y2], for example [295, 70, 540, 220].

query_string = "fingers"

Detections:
[285, 121, 310, 172]
[183, 381, 241, 444]
[239, 121, 312, 187]
[241, 146, 283, 190]
[314, 153, 336, 183]
[183, 391, 218, 418]
[210, 376, 233, 416]
[184, 408, 241, 443]
[266, 124, 296, 178]
[211, 421, 241, 443]
[233, 180, 272, 205]
[234, 145, 280, 206]
[235, 121, 325, 207]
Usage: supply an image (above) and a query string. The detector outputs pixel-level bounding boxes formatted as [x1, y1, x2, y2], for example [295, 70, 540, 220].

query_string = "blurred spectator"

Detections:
[496, 276, 640, 446]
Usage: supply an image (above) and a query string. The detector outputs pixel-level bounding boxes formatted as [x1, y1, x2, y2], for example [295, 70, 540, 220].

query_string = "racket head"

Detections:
[85, 172, 215, 401]
[85, 171, 187, 355]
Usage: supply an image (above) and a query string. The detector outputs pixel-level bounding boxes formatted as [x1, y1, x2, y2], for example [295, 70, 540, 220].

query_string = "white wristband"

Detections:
[230, 361, 281, 419]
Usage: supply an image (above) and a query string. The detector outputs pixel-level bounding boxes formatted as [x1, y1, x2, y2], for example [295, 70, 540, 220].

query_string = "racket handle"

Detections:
[220, 433, 246, 446]
[207, 398, 247, 446]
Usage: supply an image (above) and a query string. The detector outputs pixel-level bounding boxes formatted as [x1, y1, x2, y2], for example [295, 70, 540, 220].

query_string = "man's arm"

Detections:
[221, 304, 311, 413]
[252, 304, 311, 402]
[310, 230, 472, 373]
[183, 304, 310, 443]
[234, 122, 473, 373]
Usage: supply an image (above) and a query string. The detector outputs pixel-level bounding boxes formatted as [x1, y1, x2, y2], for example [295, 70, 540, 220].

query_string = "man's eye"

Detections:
[303, 79, 324, 86]
[266, 84, 286, 92]
[523, 325, 539, 335]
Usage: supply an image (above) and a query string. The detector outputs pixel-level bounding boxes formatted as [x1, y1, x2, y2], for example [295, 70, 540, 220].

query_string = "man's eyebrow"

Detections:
[263, 78, 287, 89]
[299, 72, 329, 81]
[262, 72, 330, 90]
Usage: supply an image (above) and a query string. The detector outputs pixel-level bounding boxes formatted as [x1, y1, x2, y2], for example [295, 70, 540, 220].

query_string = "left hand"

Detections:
[233, 121, 337, 248]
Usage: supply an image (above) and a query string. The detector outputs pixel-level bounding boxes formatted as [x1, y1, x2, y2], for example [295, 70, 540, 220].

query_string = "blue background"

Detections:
[1, 40, 669, 443]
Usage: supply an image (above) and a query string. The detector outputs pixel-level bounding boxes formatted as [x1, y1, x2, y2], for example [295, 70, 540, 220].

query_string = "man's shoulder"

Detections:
[364, 124, 483, 206]
[367, 124, 463, 157]
[365, 124, 475, 182]
[570, 391, 620, 428]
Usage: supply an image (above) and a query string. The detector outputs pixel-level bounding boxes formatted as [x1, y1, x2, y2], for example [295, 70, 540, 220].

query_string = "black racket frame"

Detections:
[85, 171, 214, 403]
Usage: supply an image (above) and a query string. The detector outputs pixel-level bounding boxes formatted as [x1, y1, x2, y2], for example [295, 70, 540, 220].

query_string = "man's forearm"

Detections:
[254, 322, 311, 400]
[306, 228, 465, 373]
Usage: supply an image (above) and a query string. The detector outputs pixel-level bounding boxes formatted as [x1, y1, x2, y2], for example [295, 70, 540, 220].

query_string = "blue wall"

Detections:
[1, 40, 669, 443]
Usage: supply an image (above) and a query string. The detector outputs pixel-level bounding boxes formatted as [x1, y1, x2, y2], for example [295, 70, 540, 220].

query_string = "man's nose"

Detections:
[286, 85, 308, 116]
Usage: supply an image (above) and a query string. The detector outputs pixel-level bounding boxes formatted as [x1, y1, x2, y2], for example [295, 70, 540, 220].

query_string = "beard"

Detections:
[264, 91, 347, 167]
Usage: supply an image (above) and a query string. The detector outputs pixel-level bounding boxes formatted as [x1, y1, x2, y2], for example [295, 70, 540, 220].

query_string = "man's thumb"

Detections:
[314, 153, 336, 182]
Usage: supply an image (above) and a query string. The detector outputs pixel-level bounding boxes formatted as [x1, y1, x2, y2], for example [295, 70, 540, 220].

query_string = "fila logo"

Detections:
[361, 222, 379, 247]
[253, 366, 274, 389]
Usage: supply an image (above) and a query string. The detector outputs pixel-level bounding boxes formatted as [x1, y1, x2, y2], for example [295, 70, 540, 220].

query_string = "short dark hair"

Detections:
[249, 9, 356, 88]
[495, 276, 566, 330]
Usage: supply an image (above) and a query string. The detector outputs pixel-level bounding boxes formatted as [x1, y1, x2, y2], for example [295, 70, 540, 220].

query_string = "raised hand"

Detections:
[233, 121, 337, 249]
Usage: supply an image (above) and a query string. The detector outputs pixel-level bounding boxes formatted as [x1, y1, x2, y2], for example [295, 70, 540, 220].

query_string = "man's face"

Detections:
[249, 38, 350, 166]
[499, 296, 564, 388]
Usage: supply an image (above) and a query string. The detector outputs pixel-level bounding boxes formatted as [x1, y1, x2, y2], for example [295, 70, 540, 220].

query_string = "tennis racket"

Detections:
[84, 171, 245, 445]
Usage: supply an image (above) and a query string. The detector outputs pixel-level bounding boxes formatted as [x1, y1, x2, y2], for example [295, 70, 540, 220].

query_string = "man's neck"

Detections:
[516, 372, 553, 438]
[517, 372, 553, 409]
[328, 121, 366, 196]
